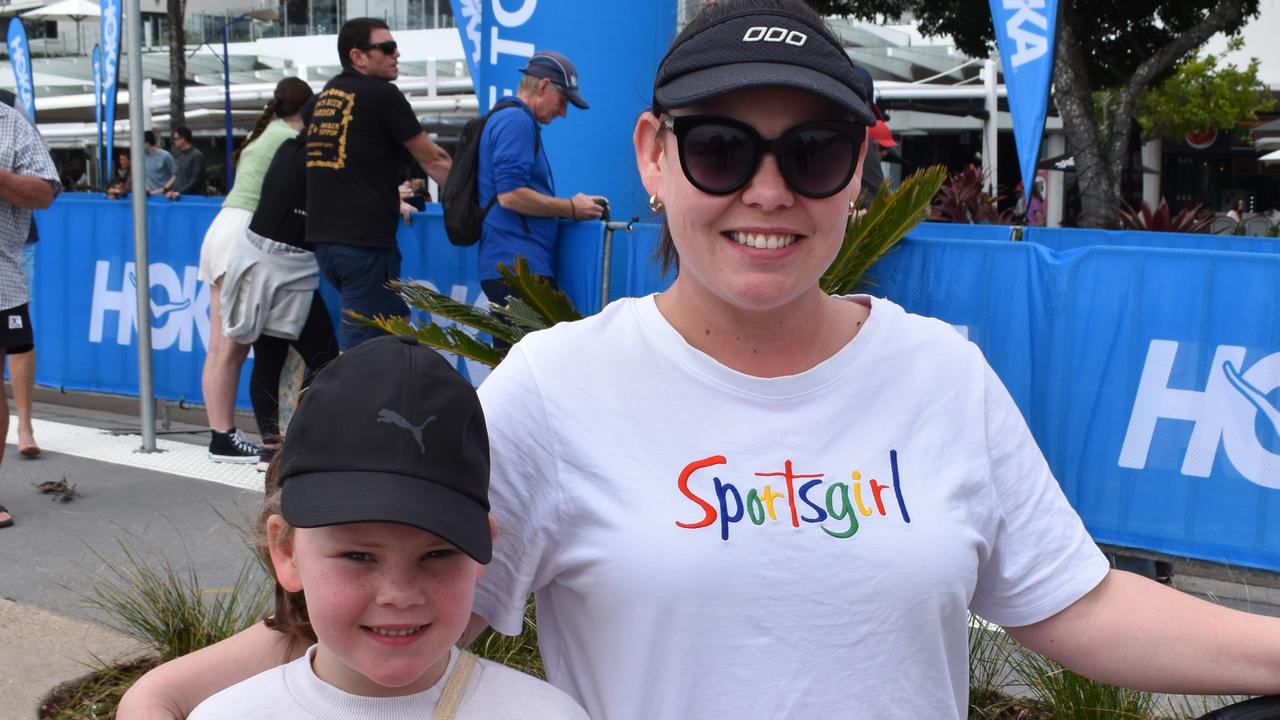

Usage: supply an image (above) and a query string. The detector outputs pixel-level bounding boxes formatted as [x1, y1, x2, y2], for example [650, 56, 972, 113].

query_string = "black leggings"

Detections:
[249, 291, 340, 442]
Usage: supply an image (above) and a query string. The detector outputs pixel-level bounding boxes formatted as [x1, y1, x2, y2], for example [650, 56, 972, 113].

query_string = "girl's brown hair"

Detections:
[255, 448, 316, 650]
[232, 77, 314, 167]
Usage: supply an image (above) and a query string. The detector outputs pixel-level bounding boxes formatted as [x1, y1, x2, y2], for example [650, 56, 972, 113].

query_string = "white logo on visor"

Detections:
[743, 26, 807, 46]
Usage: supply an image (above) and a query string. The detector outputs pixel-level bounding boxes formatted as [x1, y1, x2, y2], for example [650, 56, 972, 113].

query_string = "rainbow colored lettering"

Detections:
[676, 450, 910, 540]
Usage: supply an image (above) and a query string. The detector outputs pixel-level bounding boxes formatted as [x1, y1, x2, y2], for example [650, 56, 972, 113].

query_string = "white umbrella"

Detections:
[1260, 149, 1280, 165]
[22, 0, 100, 55]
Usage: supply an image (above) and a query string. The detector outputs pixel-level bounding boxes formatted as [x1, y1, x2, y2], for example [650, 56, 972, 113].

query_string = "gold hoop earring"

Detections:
[649, 194, 666, 213]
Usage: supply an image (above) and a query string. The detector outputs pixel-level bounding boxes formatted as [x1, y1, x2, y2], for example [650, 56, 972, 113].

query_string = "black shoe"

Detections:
[209, 428, 261, 464]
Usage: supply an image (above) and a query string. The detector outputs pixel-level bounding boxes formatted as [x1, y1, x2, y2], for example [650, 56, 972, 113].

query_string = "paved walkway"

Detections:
[0, 400, 264, 719]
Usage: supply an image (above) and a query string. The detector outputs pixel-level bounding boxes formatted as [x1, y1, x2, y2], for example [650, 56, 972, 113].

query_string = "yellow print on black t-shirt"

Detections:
[307, 88, 355, 169]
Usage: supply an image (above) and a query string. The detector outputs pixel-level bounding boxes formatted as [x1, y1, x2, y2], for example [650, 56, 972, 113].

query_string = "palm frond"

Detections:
[496, 257, 582, 325]
[492, 296, 557, 332]
[345, 311, 508, 367]
[822, 165, 948, 296]
[388, 279, 517, 339]
[344, 259, 582, 369]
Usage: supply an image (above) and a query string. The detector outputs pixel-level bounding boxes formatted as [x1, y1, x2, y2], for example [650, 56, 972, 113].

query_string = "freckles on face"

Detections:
[292, 522, 482, 697]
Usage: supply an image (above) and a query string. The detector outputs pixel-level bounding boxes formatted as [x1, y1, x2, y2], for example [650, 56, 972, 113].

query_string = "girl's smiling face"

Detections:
[269, 517, 483, 696]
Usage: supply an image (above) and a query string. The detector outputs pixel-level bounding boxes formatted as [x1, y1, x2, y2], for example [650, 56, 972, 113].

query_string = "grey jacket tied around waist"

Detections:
[220, 229, 320, 343]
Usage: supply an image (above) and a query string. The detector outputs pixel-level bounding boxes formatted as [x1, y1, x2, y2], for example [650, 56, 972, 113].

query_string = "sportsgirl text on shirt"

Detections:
[676, 451, 911, 541]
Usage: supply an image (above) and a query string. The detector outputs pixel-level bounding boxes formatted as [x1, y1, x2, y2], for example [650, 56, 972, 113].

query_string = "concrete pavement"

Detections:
[1, 396, 265, 719]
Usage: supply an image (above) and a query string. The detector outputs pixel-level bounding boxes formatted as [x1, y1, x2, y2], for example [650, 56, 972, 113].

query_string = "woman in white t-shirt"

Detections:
[120, 1, 1280, 718]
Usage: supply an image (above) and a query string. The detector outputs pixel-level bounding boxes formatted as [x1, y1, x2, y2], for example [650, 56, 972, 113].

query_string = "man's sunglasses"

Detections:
[359, 40, 397, 54]
[664, 115, 865, 199]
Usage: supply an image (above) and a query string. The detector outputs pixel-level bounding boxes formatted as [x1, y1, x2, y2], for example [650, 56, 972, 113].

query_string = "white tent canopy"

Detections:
[22, 0, 99, 55]
[20, 0, 97, 19]
[1260, 149, 1280, 165]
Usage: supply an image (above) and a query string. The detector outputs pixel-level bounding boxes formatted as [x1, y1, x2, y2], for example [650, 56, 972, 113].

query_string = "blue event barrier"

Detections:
[29, 194, 671, 399]
[875, 223, 1280, 571]
[28, 200, 1280, 571]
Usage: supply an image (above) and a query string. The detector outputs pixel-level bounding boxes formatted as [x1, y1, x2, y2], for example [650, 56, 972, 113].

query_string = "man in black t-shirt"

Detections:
[307, 17, 451, 350]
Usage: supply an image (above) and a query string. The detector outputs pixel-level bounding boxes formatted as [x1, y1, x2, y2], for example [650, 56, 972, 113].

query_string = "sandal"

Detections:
[0, 504, 12, 529]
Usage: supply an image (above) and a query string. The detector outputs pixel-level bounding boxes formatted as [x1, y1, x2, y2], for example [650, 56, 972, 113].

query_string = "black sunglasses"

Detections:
[664, 115, 865, 199]
[359, 40, 397, 54]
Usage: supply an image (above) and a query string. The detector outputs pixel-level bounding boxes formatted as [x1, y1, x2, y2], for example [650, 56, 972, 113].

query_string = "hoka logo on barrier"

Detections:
[89, 260, 212, 352]
[1119, 339, 1280, 489]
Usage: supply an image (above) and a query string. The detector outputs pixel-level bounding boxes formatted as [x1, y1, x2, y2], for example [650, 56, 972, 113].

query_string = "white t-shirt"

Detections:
[473, 294, 1109, 720]
[188, 645, 588, 719]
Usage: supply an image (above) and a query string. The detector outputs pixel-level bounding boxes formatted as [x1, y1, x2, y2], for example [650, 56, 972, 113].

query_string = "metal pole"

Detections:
[126, 0, 156, 451]
[599, 227, 613, 311]
[600, 218, 634, 311]
[222, 21, 234, 189]
[982, 59, 998, 196]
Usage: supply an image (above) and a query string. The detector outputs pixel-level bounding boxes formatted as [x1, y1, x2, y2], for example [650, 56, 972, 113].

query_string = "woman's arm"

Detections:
[1007, 569, 1280, 694]
[118, 622, 304, 719]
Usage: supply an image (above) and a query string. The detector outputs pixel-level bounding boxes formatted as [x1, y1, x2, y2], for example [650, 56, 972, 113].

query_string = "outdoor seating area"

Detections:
[1210, 213, 1280, 236]
[1208, 212, 1280, 235]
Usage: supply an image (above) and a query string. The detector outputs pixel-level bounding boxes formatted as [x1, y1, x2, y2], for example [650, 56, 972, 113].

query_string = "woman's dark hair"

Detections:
[299, 94, 318, 128]
[650, 0, 841, 274]
[233, 77, 314, 167]
[256, 446, 317, 651]
[337, 17, 390, 70]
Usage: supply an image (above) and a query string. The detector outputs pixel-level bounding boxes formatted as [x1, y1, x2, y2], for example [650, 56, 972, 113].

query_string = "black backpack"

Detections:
[441, 99, 540, 247]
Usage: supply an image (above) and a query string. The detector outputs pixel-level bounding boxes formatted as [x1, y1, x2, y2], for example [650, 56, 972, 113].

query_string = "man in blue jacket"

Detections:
[477, 51, 607, 306]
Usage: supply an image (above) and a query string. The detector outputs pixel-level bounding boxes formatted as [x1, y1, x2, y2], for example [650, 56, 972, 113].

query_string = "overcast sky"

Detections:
[1204, 0, 1280, 88]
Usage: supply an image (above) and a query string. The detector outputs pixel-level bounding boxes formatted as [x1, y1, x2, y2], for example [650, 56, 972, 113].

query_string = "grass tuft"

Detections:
[1004, 639, 1157, 720]
[81, 542, 270, 662]
[472, 597, 544, 679]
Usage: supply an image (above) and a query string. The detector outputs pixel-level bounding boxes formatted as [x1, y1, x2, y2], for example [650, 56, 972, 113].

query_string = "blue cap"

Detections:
[520, 50, 588, 109]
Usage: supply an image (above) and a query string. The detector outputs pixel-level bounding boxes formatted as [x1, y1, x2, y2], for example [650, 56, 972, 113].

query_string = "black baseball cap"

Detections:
[278, 335, 492, 563]
[520, 50, 588, 109]
[653, 7, 875, 125]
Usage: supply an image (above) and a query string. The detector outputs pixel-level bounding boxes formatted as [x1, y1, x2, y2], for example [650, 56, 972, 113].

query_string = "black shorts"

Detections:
[0, 304, 34, 354]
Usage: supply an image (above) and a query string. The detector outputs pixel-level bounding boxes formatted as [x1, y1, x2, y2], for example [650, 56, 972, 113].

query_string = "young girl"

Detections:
[201, 77, 314, 464]
[188, 335, 586, 719]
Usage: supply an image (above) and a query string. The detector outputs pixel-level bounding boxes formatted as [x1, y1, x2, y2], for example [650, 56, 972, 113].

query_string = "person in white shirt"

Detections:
[120, 2, 1280, 718]
[185, 336, 586, 720]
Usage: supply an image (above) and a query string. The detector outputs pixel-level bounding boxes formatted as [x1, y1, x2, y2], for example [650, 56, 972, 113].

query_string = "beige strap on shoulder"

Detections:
[432, 649, 479, 720]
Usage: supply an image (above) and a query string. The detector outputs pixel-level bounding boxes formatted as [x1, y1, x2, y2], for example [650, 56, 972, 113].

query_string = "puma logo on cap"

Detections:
[378, 409, 436, 454]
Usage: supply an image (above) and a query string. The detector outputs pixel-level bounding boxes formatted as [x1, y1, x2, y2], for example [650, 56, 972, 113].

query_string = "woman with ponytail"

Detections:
[197, 76, 313, 464]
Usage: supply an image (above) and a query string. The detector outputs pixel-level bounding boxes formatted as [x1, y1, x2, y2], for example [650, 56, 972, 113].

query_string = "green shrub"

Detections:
[82, 542, 270, 662]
